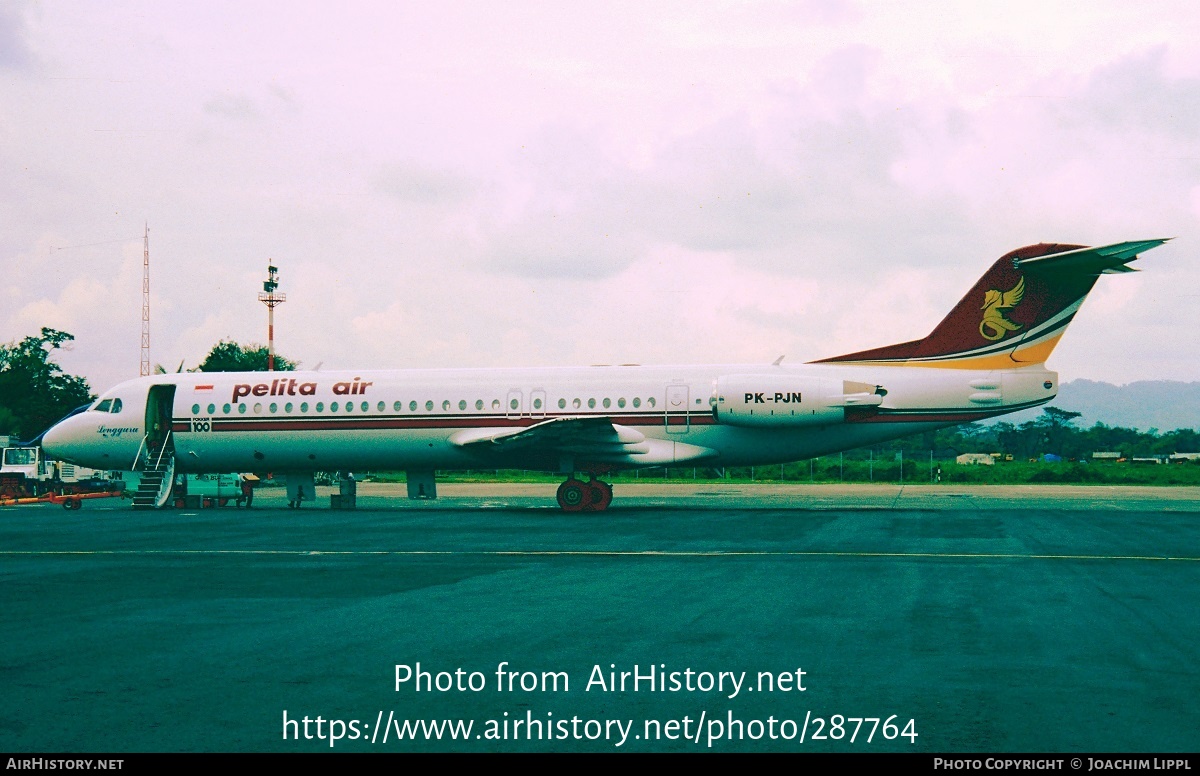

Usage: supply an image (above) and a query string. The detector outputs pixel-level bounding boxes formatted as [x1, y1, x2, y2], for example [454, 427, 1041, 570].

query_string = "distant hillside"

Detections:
[995, 380, 1200, 431]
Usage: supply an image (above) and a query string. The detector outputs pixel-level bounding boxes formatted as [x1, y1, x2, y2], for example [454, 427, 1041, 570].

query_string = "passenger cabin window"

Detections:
[207, 404, 216, 414]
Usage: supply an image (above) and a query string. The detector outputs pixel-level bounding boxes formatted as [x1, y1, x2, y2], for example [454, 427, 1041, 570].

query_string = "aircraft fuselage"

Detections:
[43, 362, 1057, 474]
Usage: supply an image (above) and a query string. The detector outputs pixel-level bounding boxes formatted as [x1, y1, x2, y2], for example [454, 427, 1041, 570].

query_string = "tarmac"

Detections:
[2, 483, 1198, 753]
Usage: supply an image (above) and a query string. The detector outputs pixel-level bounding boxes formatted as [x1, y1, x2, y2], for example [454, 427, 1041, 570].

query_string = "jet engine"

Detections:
[713, 375, 884, 427]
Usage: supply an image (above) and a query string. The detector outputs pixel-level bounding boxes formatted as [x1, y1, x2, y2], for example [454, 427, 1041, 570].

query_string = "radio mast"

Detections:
[258, 263, 286, 371]
[140, 224, 150, 377]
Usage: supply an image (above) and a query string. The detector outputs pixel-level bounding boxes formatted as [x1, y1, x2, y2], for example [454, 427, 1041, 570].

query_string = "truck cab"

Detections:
[0, 447, 53, 498]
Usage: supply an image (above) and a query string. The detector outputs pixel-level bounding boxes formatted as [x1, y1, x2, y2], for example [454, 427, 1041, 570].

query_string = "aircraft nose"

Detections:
[41, 418, 75, 461]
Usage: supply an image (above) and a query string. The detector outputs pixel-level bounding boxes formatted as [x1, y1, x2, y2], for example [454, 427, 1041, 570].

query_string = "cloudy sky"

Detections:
[2, 1, 1197, 394]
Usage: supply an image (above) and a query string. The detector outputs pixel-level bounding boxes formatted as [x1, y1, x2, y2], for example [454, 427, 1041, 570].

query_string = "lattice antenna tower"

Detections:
[140, 224, 151, 377]
[258, 263, 286, 371]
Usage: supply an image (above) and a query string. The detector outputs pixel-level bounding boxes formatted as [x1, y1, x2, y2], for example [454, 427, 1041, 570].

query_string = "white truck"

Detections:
[1, 446, 124, 500]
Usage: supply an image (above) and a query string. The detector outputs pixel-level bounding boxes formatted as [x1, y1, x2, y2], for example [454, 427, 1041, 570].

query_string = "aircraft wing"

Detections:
[448, 416, 715, 464]
[450, 416, 648, 453]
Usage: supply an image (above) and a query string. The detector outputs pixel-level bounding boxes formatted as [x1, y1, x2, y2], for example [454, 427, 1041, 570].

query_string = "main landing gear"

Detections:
[556, 476, 613, 512]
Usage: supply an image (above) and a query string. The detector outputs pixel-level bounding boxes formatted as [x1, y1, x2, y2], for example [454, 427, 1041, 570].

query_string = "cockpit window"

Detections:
[94, 399, 113, 413]
[110, 398, 123, 413]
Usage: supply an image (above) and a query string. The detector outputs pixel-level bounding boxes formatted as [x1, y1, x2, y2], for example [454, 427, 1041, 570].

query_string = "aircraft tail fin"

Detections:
[812, 239, 1170, 369]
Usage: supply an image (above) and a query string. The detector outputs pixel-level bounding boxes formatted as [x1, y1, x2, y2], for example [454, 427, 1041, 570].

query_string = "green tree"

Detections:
[0, 328, 94, 439]
[1161, 428, 1200, 454]
[197, 340, 298, 372]
[1036, 407, 1084, 458]
[1082, 422, 1149, 458]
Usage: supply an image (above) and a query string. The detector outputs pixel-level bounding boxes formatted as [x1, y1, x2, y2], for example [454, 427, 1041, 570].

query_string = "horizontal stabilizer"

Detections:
[1015, 239, 1170, 275]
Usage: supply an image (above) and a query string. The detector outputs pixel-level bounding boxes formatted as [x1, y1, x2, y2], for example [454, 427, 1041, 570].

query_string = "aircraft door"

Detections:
[145, 385, 177, 446]
[506, 389, 523, 419]
[665, 384, 690, 434]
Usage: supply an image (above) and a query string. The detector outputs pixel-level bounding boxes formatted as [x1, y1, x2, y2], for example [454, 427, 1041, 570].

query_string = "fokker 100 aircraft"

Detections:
[43, 239, 1166, 511]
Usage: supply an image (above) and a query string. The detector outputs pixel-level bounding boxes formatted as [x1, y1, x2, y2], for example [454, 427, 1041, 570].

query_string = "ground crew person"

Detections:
[237, 473, 255, 508]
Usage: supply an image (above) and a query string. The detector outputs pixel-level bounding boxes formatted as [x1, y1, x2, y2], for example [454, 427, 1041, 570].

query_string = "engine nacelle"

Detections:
[713, 375, 883, 427]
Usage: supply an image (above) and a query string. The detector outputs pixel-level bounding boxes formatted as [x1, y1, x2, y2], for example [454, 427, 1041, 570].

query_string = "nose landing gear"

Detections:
[556, 475, 613, 512]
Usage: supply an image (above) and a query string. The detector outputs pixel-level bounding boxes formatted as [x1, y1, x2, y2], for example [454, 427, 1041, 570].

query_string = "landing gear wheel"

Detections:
[557, 479, 588, 512]
[585, 480, 613, 512]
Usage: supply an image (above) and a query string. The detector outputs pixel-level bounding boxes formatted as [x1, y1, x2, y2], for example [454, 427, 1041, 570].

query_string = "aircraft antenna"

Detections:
[140, 224, 150, 377]
[258, 262, 286, 371]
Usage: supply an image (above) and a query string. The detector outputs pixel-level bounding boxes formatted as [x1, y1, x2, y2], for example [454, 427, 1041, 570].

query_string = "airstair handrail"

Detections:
[132, 435, 148, 471]
[154, 430, 172, 471]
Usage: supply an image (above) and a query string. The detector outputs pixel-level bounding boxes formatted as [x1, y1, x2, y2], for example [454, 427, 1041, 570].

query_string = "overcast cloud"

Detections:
[1, 1, 1196, 393]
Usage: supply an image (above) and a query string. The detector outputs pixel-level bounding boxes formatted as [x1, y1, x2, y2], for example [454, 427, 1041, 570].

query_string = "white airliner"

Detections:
[43, 239, 1167, 511]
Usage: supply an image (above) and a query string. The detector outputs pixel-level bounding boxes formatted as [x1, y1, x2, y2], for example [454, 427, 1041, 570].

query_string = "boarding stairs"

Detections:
[132, 432, 175, 510]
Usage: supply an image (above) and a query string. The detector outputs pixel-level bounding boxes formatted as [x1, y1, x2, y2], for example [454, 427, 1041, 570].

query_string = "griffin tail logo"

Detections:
[979, 276, 1025, 341]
